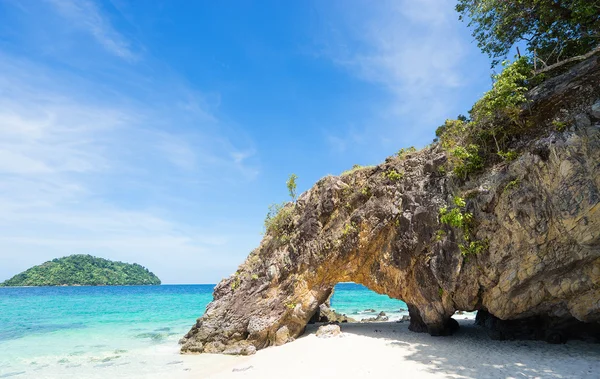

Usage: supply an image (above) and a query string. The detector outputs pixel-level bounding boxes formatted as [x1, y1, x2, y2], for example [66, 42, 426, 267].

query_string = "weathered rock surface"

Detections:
[181, 55, 600, 354]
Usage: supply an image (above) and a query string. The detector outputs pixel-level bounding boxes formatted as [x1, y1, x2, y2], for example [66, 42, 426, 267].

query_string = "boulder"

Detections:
[308, 303, 356, 324]
[274, 326, 290, 346]
[396, 315, 411, 323]
[361, 311, 389, 323]
[316, 324, 341, 338]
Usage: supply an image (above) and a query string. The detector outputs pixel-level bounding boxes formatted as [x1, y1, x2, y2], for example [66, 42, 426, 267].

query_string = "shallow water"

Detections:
[330, 282, 408, 321]
[0, 283, 406, 378]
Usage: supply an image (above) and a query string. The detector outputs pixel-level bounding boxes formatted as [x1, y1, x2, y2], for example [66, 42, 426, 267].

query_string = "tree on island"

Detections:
[0, 254, 161, 286]
[456, 0, 600, 67]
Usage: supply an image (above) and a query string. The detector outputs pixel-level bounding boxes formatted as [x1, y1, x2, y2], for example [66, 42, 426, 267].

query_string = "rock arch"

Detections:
[180, 56, 600, 355]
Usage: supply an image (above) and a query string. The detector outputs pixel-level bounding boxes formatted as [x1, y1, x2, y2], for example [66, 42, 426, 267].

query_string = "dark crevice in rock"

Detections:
[475, 310, 600, 344]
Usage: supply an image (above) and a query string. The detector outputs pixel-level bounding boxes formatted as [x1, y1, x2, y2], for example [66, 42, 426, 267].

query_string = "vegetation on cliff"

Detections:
[441, 0, 600, 180]
[456, 0, 600, 67]
[0, 254, 161, 286]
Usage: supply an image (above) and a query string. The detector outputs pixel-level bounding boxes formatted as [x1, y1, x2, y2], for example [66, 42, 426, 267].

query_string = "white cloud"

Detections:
[0, 48, 259, 283]
[156, 133, 200, 172]
[319, 0, 477, 151]
[46, 0, 137, 61]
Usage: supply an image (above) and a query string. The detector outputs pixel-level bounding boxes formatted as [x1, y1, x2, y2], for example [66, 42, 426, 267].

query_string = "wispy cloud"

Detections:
[0, 40, 259, 283]
[46, 0, 138, 61]
[317, 0, 486, 153]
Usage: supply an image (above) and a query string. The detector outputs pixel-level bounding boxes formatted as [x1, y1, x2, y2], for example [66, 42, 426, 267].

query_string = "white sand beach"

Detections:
[175, 320, 600, 379]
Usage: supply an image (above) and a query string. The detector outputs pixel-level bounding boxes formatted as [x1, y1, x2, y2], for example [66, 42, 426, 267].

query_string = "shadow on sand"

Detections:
[304, 319, 600, 379]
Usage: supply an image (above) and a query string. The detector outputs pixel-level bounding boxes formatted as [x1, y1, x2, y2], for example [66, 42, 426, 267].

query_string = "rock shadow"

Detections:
[327, 320, 600, 379]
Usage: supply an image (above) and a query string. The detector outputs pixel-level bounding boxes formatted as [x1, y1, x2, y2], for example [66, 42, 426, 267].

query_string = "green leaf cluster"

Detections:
[471, 57, 531, 125]
[0, 255, 161, 286]
[504, 178, 521, 192]
[456, 0, 600, 67]
[439, 196, 472, 230]
[436, 58, 534, 179]
[383, 169, 403, 182]
[397, 146, 417, 159]
[341, 222, 357, 237]
[552, 119, 568, 132]
[286, 174, 298, 201]
[264, 202, 294, 242]
[439, 197, 486, 257]
[497, 150, 518, 162]
[459, 240, 489, 257]
[231, 272, 241, 291]
[450, 144, 484, 179]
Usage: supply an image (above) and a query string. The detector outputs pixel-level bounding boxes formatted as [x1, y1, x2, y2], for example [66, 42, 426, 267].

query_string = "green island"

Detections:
[0, 254, 161, 286]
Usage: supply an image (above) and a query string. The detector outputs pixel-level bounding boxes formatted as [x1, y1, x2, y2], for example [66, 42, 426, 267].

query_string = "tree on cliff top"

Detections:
[456, 0, 600, 67]
[287, 173, 298, 201]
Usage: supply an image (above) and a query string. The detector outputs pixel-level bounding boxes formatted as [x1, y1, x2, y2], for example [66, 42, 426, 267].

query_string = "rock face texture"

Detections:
[181, 55, 600, 354]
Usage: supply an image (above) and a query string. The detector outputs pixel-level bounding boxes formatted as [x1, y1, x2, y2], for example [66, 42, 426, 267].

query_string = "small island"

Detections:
[0, 254, 161, 287]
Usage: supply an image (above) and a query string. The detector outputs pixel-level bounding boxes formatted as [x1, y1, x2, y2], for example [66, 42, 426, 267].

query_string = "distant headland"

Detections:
[0, 254, 161, 287]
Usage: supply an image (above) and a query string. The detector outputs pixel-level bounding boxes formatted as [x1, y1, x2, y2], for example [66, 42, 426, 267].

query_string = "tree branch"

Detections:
[534, 46, 600, 76]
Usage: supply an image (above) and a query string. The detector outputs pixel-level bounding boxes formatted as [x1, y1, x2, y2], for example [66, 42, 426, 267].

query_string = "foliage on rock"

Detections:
[439, 197, 487, 257]
[286, 174, 298, 201]
[264, 203, 294, 243]
[397, 146, 417, 159]
[436, 58, 535, 179]
[383, 169, 403, 182]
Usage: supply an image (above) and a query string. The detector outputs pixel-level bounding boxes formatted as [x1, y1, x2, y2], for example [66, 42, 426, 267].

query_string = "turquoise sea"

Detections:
[0, 283, 406, 378]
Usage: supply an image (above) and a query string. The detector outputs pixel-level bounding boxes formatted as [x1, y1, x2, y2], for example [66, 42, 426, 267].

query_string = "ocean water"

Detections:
[0, 283, 406, 378]
[330, 282, 408, 321]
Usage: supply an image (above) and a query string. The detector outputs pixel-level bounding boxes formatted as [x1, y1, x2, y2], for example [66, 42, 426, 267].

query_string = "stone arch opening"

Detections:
[320, 282, 409, 323]
[179, 157, 469, 355]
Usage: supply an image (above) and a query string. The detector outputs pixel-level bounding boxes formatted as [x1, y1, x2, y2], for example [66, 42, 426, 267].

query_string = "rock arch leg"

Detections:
[180, 270, 335, 354]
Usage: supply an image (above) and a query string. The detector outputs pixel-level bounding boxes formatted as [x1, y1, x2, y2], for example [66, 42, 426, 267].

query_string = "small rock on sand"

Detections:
[316, 324, 341, 338]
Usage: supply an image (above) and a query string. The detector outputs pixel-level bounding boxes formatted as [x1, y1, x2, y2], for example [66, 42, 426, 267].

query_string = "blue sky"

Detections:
[0, 0, 493, 284]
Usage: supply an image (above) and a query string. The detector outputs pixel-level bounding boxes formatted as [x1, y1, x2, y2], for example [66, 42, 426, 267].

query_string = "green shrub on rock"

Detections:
[264, 203, 293, 242]
[397, 146, 417, 159]
[384, 169, 403, 182]
[439, 196, 487, 257]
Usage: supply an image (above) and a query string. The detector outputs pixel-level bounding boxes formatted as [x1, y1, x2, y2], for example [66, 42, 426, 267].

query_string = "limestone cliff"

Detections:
[181, 54, 600, 355]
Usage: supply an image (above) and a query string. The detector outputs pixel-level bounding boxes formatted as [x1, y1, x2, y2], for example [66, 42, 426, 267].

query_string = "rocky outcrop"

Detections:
[361, 312, 389, 322]
[180, 55, 600, 354]
[308, 303, 356, 324]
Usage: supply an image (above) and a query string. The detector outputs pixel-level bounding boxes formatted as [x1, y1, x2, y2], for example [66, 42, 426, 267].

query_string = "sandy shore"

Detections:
[176, 319, 600, 379]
